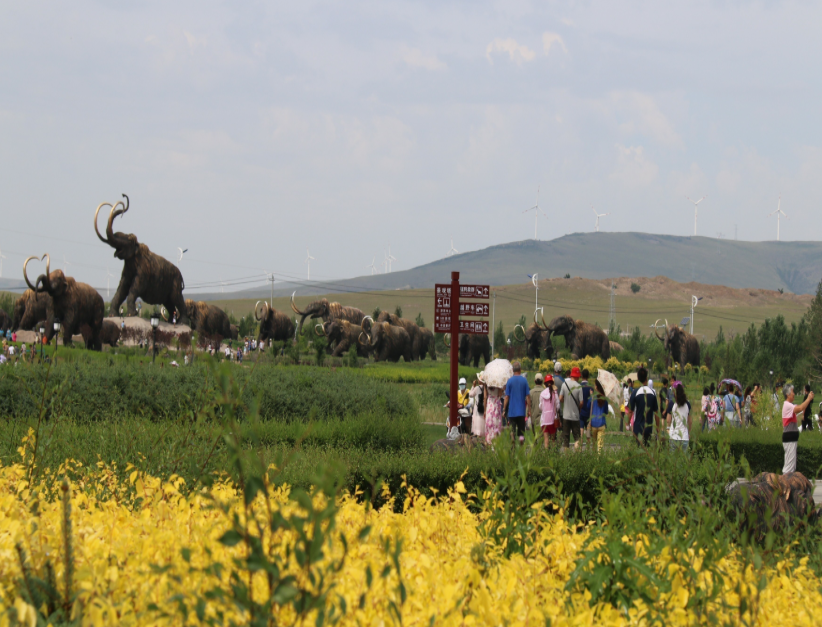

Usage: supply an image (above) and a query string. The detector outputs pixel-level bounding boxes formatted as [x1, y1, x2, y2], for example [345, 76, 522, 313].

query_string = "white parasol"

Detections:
[597, 369, 622, 408]
[481, 358, 514, 389]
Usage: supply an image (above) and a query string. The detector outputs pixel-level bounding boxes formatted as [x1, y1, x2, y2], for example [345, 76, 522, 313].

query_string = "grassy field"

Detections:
[208, 274, 811, 343]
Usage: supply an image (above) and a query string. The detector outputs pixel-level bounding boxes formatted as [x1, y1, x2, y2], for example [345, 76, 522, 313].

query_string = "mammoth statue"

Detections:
[359, 317, 412, 362]
[94, 195, 188, 322]
[255, 301, 295, 344]
[317, 319, 369, 357]
[654, 319, 700, 369]
[513, 310, 552, 360]
[376, 311, 422, 360]
[458, 334, 491, 368]
[81, 319, 121, 348]
[609, 341, 624, 354]
[24, 255, 104, 350]
[11, 289, 52, 331]
[544, 314, 610, 361]
[185, 299, 231, 340]
[291, 292, 365, 337]
[229, 325, 239, 341]
[0, 309, 10, 333]
[418, 327, 436, 361]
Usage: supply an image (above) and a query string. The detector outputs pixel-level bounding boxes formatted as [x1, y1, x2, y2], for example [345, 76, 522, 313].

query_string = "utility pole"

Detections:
[690, 295, 701, 335]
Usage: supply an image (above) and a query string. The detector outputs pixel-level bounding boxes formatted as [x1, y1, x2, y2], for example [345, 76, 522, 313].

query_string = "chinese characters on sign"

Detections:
[434, 283, 490, 334]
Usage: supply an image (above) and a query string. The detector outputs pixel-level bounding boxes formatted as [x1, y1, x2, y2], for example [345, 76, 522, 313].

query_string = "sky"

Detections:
[1, 0, 821, 294]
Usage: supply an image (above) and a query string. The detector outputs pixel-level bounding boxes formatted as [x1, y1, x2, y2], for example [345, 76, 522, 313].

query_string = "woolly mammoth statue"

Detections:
[418, 327, 436, 360]
[24, 255, 104, 350]
[94, 195, 187, 322]
[185, 299, 231, 340]
[11, 290, 52, 331]
[513, 310, 552, 359]
[0, 309, 10, 333]
[318, 319, 369, 357]
[291, 292, 365, 337]
[81, 319, 120, 348]
[229, 325, 239, 341]
[376, 311, 422, 360]
[458, 334, 491, 368]
[654, 319, 700, 369]
[544, 315, 610, 360]
[609, 341, 624, 354]
[255, 301, 295, 344]
[359, 317, 412, 362]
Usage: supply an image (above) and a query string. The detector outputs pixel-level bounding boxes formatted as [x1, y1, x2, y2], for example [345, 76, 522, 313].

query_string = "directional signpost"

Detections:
[435, 273, 490, 432]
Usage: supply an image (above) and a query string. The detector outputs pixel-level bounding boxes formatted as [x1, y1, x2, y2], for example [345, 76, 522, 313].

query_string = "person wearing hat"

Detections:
[457, 377, 472, 435]
[558, 366, 584, 449]
[553, 361, 565, 392]
[528, 373, 546, 436]
[628, 366, 659, 447]
[539, 373, 560, 447]
[469, 375, 486, 439]
[503, 361, 530, 444]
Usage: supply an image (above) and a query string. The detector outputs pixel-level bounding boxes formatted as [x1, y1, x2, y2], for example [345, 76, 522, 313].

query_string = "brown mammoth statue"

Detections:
[458, 334, 491, 368]
[291, 292, 365, 337]
[317, 319, 369, 357]
[0, 309, 11, 333]
[359, 317, 412, 362]
[229, 325, 239, 341]
[544, 314, 610, 360]
[418, 327, 436, 360]
[376, 311, 423, 360]
[513, 310, 552, 360]
[11, 289, 52, 331]
[81, 319, 121, 348]
[94, 195, 188, 322]
[655, 319, 700, 369]
[255, 301, 295, 344]
[185, 300, 231, 340]
[24, 254, 104, 350]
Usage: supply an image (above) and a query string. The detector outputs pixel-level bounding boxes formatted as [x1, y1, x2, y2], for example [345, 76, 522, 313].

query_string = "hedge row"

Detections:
[699, 428, 822, 478]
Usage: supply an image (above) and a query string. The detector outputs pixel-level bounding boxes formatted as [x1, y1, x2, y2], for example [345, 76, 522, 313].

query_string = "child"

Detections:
[539, 374, 560, 448]
[589, 379, 609, 453]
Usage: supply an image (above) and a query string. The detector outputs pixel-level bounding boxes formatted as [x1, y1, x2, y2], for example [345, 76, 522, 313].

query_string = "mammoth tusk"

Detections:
[255, 300, 268, 321]
[664, 319, 669, 332]
[106, 198, 129, 240]
[361, 315, 374, 333]
[94, 202, 113, 244]
[513, 324, 526, 343]
[358, 331, 368, 346]
[540, 310, 551, 331]
[290, 291, 303, 315]
[23, 255, 44, 291]
[160, 306, 169, 321]
[653, 319, 665, 341]
[315, 323, 326, 337]
[533, 307, 544, 325]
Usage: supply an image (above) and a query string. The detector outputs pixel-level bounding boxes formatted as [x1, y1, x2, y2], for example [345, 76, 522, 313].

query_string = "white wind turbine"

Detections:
[386, 246, 397, 273]
[447, 237, 458, 257]
[305, 249, 315, 280]
[686, 196, 706, 236]
[177, 247, 188, 263]
[105, 267, 114, 299]
[0, 246, 6, 278]
[768, 196, 787, 241]
[522, 186, 548, 240]
[367, 257, 378, 275]
[592, 206, 610, 232]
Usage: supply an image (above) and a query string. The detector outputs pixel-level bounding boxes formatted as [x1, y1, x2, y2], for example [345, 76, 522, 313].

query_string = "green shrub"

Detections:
[700, 427, 822, 477]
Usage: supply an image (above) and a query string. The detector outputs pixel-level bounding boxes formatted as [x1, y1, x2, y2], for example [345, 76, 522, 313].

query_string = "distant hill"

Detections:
[194, 232, 822, 300]
[0, 278, 27, 292]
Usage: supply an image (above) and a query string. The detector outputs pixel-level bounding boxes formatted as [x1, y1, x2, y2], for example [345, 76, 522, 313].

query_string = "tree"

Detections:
[415, 313, 425, 327]
[805, 277, 822, 382]
[630, 282, 641, 293]
[372, 306, 381, 319]
[394, 305, 403, 318]
[494, 321, 505, 355]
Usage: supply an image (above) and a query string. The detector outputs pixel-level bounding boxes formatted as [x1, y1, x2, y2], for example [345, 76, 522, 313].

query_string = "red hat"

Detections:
[544, 374, 554, 385]
[570, 366, 582, 379]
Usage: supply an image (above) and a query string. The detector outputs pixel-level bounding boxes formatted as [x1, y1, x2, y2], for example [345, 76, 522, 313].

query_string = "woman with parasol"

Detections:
[718, 378, 743, 428]
[479, 359, 513, 445]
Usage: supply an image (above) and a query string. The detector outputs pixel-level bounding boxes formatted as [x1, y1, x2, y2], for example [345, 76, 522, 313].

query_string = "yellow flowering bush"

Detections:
[1, 458, 821, 626]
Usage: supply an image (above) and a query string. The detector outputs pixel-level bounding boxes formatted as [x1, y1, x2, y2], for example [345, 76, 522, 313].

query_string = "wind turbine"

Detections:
[686, 196, 706, 236]
[768, 196, 787, 241]
[62, 255, 71, 274]
[523, 186, 547, 240]
[592, 206, 610, 232]
[106, 267, 114, 299]
[367, 257, 377, 275]
[305, 249, 315, 280]
[386, 246, 396, 273]
[0, 246, 5, 278]
[177, 247, 188, 263]
[447, 237, 458, 257]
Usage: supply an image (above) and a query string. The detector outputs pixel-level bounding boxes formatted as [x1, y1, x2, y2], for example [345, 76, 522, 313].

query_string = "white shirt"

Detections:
[668, 402, 690, 441]
[623, 386, 631, 405]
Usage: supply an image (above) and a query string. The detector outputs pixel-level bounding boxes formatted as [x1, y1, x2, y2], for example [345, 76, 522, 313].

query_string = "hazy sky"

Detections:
[2, 1, 821, 293]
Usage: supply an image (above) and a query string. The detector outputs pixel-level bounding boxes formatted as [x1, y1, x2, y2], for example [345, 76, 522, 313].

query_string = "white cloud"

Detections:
[560, 18, 575, 27]
[401, 46, 446, 71]
[485, 38, 535, 65]
[183, 31, 207, 53]
[609, 91, 682, 148]
[610, 144, 658, 188]
[542, 32, 568, 55]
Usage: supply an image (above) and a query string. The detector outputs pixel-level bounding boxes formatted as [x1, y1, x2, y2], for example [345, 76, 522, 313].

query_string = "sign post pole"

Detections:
[449, 271, 460, 431]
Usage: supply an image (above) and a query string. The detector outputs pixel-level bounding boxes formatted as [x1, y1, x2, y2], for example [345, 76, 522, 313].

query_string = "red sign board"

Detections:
[458, 302, 489, 317]
[458, 320, 489, 334]
[435, 284, 452, 297]
[459, 284, 490, 299]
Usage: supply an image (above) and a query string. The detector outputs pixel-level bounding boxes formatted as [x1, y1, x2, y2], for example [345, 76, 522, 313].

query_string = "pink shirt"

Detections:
[782, 401, 797, 428]
[539, 388, 559, 426]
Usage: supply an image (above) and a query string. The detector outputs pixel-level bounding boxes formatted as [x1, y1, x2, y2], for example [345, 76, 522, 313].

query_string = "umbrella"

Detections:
[481, 359, 514, 389]
[621, 372, 638, 384]
[721, 378, 742, 392]
[597, 369, 622, 407]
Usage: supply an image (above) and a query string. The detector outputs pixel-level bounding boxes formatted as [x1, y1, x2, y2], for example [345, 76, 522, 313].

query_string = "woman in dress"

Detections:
[484, 387, 504, 445]
[469, 377, 486, 438]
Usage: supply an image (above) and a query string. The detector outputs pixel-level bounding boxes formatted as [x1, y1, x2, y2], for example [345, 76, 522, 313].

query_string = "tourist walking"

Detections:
[666, 383, 692, 451]
[539, 374, 559, 448]
[624, 379, 635, 431]
[559, 366, 584, 449]
[469, 378, 486, 438]
[504, 362, 530, 443]
[553, 362, 565, 391]
[528, 373, 545, 436]
[722, 383, 742, 428]
[578, 369, 593, 449]
[782, 384, 814, 474]
[589, 379, 609, 453]
[743, 386, 755, 427]
[484, 387, 504, 445]
[701, 386, 711, 431]
[801, 385, 814, 431]
[628, 367, 658, 447]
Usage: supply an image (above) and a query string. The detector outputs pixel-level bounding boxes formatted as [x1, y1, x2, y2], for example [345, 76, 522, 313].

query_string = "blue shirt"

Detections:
[579, 382, 592, 419]
[723, 394, 739, 412]
[505, 375, 530, 417]
[590, 398, 609, 428]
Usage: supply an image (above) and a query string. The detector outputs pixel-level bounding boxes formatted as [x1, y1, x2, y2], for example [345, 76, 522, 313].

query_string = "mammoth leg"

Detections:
[110, 276, 131, 317]
[172, 290, 188, 326]
[332, 339, 349, 357]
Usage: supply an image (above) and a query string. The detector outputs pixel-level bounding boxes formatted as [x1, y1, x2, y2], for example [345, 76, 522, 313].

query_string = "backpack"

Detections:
[476, 388, 485, 415]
